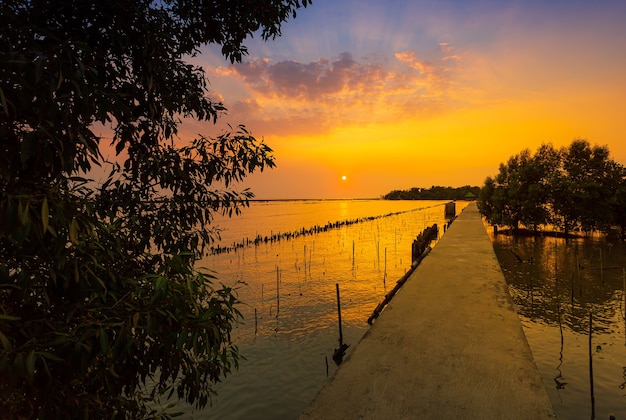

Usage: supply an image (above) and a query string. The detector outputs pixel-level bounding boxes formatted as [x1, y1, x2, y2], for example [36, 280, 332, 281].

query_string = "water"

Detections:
[175, 199, 463, 419]
[490, 231, 626, 420]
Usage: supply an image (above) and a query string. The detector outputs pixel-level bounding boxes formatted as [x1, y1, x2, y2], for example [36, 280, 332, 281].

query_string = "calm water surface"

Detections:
[490, 231, 626, 420]
[171, 201, 626, 419]
[178, 199, 463, 419]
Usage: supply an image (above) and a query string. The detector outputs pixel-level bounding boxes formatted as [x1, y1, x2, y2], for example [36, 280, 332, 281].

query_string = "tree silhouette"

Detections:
[479, 139, 625, 236]
[0, 0, 311, 417]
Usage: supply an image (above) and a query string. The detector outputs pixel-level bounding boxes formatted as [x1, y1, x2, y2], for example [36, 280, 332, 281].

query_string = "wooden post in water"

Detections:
[332, 283, 350, 365]
[600, 247, 604, 284]
[336, 283, 343, 347]
[394, 228, 397, 253]
[276, 266, 280, 318]
[589, 309, 596, 419]
[352, 240, 355, 270]
[254, 308, 258, 336]
[384, 247, 387, 285]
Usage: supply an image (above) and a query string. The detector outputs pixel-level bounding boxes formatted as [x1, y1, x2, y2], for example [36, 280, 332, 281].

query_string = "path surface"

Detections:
[300, 202, 555, 419]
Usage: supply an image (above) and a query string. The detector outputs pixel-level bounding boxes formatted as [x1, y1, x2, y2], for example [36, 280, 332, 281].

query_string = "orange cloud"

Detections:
[208, 46, 462, 137]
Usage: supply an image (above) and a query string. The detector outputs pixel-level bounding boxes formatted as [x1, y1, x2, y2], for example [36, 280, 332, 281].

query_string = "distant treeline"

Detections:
[478, 139, 626, 237]
[383, 185, 480, 200]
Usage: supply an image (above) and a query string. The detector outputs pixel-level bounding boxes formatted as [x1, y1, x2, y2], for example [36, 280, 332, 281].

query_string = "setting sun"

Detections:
[341, 175, 347, 181]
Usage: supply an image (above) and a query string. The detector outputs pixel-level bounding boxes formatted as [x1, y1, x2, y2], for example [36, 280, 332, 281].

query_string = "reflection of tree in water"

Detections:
[491, 234, 626, 335]
[554, 247, 567, 394]
[491, 231, 626, 417]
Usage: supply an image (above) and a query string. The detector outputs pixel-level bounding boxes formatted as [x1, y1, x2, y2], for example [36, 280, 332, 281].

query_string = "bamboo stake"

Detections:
[600, 247, 604, 284]
[352, 240, 355, 270]
[589, 309, 596, 419]
[384, 247, 387, 285]
[576, 247, 582, 297]
[276, 266, 280, 318]
[336, 283, 343, 346]
[325, 356, 329, 377]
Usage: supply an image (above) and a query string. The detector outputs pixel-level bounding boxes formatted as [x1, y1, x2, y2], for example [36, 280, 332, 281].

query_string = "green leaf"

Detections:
[41, 197, 49, 233]
[99, 328, 109, 354]
[0, 330, 12, 350]
[69, 217, 79, 244]
[17, 199, 30, 226]
[39, 352, 64, 362]
[26, 350, 36, 379]
[155, 276, 167, 294]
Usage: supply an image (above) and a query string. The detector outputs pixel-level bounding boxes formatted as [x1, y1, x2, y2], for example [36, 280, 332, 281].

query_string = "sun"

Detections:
[341, 175, 347, 181]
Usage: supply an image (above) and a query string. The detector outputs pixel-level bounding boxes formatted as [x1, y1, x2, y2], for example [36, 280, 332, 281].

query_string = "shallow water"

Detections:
[176, 199, 463, 419]
[490, 232, 626, 420]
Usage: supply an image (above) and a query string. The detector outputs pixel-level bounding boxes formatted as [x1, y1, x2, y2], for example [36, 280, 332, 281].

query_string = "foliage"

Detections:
[0, 0, 310, 418]
[383, 185, 480, 200]
[478, 139, 626, 236]
[551, 140, 620, 233]
[479, 146, 557, 232]
[611, 167, 626, 238]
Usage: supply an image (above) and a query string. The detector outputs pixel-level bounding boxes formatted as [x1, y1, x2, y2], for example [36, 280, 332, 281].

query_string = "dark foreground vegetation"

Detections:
[383, 185, 480, 200]
[0, 1, 311, 418]
[478, 139, 626, 238]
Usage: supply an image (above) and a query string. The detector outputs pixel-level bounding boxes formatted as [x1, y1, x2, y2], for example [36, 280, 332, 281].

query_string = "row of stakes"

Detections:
[250, 223, 446, 375]
[209, 203, 448, 255]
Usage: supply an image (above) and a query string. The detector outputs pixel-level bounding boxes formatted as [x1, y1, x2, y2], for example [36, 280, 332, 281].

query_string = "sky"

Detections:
[186, 0, 626, 199]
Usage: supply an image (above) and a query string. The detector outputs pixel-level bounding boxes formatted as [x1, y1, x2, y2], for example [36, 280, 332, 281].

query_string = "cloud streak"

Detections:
[208, 45, 460, 136]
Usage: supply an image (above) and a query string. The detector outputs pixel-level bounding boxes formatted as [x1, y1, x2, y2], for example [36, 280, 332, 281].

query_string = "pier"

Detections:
[300, 202, 555, 419]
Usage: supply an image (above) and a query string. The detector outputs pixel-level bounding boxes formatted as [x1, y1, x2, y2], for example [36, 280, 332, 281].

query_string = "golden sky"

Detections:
[186, 0, 626, 199]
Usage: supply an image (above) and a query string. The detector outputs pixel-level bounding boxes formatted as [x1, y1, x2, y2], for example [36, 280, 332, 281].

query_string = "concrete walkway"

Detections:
[300, 202, 555, 419]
